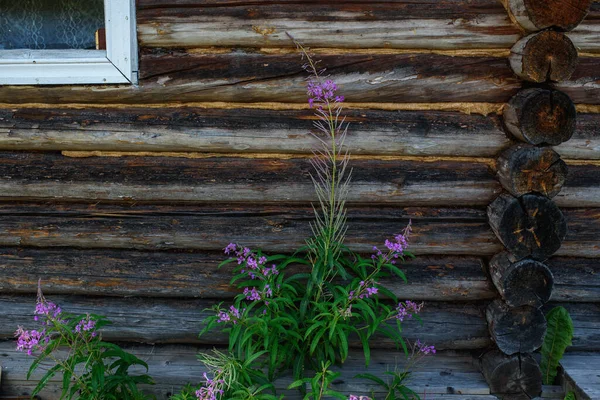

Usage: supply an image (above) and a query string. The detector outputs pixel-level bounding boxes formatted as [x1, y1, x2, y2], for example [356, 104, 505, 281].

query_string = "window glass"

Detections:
[0, 0, 104, 50]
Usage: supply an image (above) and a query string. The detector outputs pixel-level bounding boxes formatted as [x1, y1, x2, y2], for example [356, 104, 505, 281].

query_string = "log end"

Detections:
[509, 31, 578, 83]
[481, 349, 543, 398]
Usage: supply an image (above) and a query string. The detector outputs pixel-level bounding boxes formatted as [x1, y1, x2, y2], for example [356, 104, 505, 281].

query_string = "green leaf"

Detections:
[541, 306, 574, 385]
[563, 392, 576, 400]
[32, 363, 62, 397]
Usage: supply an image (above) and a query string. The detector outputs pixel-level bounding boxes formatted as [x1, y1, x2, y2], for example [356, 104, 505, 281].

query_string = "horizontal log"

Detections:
[1, 295, 598, 350]
[1, 107, 600, 159]
[0, 294, 491, 350]
[0, 343, 496, 399]
[0, 250, 494, 301]
[0, 203, 597, 257]
[0, 248, 598, 302]
[0, 152, 598, 207]
[135, 0, 600, 52]
[1, 53, 598, 104]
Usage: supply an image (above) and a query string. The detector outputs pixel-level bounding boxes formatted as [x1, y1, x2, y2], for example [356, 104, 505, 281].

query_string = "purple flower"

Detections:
[307, 79, 344, 108]
[195, 372, 224, 400]
[223, 243, 237, 255]
[217, 306, 241, 324]
[395, 301, 423, 321]
[416, 339, 436, 355]
[74, 315, 97, 334]
[15, 326, 46, 356]
[348, 396, 371, 400]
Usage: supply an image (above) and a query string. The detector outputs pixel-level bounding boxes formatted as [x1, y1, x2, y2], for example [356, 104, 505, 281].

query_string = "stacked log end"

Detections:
[483, 1, 593, 397]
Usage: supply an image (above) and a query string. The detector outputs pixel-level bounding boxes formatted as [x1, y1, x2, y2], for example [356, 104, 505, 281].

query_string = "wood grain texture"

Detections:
[0, 250, 494, 301]
[2, 107, 600, 159]
[0, 294, 491, 350]
[0, 53, 599, 105]
[0, 250, 597, 302]
[0, 343, 504, 400]
[0, 107, 512, 156]
[0, 203, 598, 257]
[1, 295, 598, 350]
[0, 152, 598, 206]
[135, 0, 600, 52]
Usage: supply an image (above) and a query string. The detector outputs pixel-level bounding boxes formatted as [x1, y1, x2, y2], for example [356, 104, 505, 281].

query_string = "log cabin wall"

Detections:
[0, 0, 599, 398]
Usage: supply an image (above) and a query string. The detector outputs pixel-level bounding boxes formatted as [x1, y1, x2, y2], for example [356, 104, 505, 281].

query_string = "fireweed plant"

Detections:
[195, 37, 435, 400]
[14, 283, 154, 400]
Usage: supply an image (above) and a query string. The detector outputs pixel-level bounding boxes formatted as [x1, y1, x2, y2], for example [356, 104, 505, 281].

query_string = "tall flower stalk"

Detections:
[288, 33, 352, 297]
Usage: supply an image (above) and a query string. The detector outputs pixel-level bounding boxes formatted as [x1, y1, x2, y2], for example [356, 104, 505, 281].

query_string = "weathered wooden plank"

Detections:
[1, 295, 598, 349]
[135, 0, 600, 52]
[2, 107, 600, 159]
[560, 353, 600, 400]
[0, 52, 597, 104]
[0, 250, 495, 301]
[0, 248, 598, 302]
[0, 152, 598, 207]
[0, 295, 492, 349]
[0, 203, 597, 257]
[0, 152, 500, 206]
[0, 343, 506, 400]
[0, 107, 513, 156]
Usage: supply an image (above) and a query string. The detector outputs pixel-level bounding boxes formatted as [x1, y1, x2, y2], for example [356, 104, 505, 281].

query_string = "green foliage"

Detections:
[541, 306, 574, 385]
[563, 392, 576, 400]
[356, 371, 420, 400]
[289, 361, 346, 400]
[17, 290, 154, 400]
[170, 384, 202, 400]
[181, 38, 431, 400]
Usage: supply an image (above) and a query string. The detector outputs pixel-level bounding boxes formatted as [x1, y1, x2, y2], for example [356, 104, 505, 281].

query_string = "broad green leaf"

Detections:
[541, 306, 574, 385]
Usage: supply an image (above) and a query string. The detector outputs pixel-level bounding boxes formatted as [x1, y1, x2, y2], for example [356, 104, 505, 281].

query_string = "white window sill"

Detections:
[0, 50, 132, 85]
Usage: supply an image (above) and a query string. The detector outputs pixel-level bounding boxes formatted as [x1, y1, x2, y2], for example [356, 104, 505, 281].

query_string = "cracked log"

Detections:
[481, 349, 543, 399]
[503, 88, 576, 146]
[506, 0, 593, 32]
[509, 31, 578, 83]
[486, 299, 547, 355]
[487, 193, 567, 260]
[496, 144, 568, 198]
[488, 252, 554, 308]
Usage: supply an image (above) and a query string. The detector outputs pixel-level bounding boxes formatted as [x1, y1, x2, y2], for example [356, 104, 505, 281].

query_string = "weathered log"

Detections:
[496, 144, 568, 198]
[0, 342, 493, 400]
[487, 194, 568, 260]
[0, 295, 491, 350]
[0, 152, 597, 206]
[0, 54, 599, 104]
[486, 299, 547, 355]
[503, 88, 576, 146]
[509, 31, 578, 83]
[506, 0, 593, 32]
[0, 249, 495, 301]
[2, 107, 600, 160]
[480, 349, 542, 398]
[0, 202, 596, 257]
[135, 0, 600, 52]
[0, 107, 512, 156]
[488, 252, 554, 308]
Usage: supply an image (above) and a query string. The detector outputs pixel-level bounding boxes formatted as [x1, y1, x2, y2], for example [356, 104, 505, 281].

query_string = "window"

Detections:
[0, 0, 137, 85]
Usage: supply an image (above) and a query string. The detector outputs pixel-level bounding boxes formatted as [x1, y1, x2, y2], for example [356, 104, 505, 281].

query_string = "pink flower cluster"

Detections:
[348, 396, 372, 400]
[348, 280, 378, 300]
[243, 284, 273, 303]
[416, 339, 436, 355]
[224, 243, 279, 280]
[217, 305, 241, 324]
[307, 79, 344, 108]
[195, 372, 224, 400]
[372, 221, 412, 263]
[14, 326, 48, 356]
[74, 314, 97, 337]
[395, 300, 423, 322]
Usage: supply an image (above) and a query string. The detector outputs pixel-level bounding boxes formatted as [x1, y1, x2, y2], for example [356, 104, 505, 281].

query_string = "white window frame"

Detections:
[0, 0, 137, 85]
